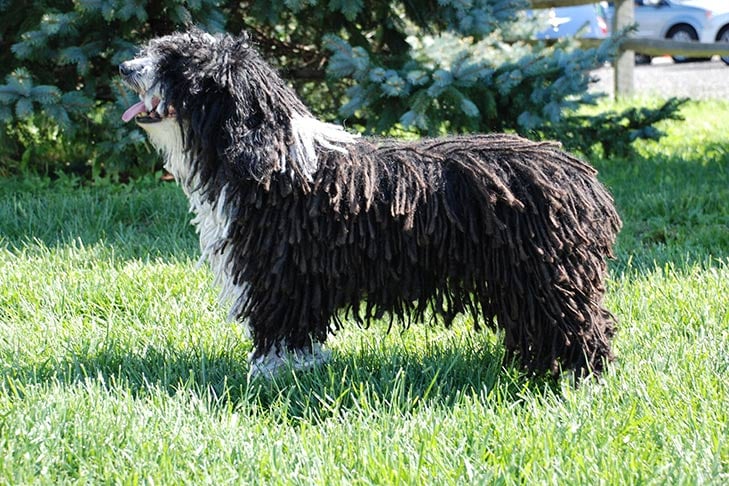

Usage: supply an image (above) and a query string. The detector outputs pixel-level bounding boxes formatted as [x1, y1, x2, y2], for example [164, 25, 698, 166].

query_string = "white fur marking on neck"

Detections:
[140, 119, 188, 187]
[289, 115, 359, 181]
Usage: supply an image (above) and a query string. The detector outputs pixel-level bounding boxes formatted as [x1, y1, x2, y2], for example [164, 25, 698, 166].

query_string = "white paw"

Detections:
[248, 342, 331, 380]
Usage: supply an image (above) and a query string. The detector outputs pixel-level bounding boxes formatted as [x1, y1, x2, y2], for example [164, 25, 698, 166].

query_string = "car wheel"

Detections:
[635, 53, 652, 65]
[666, 24, 706, 63]
[718, 26, 729, 66]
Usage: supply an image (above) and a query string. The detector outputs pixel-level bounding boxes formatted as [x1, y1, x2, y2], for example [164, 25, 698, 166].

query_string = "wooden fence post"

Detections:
[613, 0, 635, 98]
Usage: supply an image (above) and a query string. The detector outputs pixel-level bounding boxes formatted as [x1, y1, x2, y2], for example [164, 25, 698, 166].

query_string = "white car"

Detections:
[629, 0, 715, 63]
[678, 0, 729, 64]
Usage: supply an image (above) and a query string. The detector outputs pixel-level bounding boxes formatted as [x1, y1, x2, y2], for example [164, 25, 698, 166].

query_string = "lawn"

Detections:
[0, 100, 727, 484]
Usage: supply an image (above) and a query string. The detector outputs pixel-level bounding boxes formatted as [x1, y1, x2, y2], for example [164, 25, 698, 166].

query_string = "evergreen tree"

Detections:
[239, 0, 682, 155]
[0, 0, 225, 177]
[0, 0, 681, 178]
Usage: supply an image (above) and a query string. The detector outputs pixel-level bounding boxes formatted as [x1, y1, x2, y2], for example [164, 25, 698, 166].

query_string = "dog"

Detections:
[119, 29, 621, 379]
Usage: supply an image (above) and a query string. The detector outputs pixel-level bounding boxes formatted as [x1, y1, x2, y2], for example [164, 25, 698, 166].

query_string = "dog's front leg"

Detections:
[247, 339, 331, 380]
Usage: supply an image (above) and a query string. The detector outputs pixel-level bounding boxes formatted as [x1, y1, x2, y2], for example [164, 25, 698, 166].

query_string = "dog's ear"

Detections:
[201, 33, 290, 182]
[177, 30, 300, 185]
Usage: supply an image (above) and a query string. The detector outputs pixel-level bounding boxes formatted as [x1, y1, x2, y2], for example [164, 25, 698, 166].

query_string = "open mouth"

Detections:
[122, 95, 176, 124]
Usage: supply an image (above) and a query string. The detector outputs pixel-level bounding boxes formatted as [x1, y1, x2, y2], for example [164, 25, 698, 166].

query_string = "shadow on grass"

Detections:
[2, 335, 564, 422]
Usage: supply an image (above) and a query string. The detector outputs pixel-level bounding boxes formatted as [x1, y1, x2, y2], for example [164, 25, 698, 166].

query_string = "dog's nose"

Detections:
[119, 62, 134, 77]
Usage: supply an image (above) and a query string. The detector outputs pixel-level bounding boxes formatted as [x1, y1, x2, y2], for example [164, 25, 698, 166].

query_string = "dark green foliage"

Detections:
[321, 11, 616, 135]
[0, 0, 684, 179]
[0, 0, 225, 179]
[543, 97, 688, 158]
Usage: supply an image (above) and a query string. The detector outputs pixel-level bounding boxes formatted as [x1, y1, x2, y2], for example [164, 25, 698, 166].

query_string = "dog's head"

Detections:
[120, 29, 265, 125]
[119, 29, 296, 180]
[119, 29, 355, 185]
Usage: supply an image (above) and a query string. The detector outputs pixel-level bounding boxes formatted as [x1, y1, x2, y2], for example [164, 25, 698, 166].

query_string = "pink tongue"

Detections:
[122, 101, 147, 122]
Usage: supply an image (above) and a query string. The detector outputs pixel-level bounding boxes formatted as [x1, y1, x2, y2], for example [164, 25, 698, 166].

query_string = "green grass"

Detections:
[1, 100, 728, 484]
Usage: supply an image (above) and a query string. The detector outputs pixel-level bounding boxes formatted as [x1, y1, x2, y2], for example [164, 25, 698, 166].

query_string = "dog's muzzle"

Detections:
[119, 61, 175, 124]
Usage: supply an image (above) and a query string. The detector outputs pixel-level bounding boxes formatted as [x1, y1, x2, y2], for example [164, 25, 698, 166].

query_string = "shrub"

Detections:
[0, 0, 225, 179]
[0, 0, 683, 179]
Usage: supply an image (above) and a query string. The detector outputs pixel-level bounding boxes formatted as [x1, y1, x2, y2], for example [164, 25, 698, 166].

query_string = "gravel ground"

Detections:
[589, 57, 729, 100]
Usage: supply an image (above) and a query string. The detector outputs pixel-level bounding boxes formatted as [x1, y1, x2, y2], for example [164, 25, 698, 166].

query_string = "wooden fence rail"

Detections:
[622, 38, 729, 57]
[529, 0, 729, 98]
